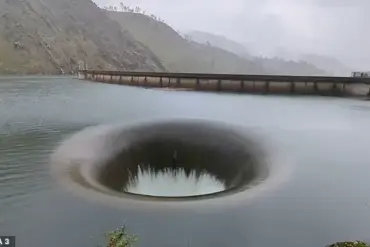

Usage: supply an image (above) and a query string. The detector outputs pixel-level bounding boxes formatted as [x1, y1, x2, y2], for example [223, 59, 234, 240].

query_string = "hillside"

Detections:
[0, 0, 165, 75]
[187, 30, 252, 59]
[253, 57, 328, 76]
[299, 54, 352, 77]
[108, 12, 265, 74]
[186, 30, 328, 76]
[273, 47, 352, 76]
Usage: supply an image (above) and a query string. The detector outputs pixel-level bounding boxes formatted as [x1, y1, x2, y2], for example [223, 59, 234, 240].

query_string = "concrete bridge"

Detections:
[78, 70, 370, 97]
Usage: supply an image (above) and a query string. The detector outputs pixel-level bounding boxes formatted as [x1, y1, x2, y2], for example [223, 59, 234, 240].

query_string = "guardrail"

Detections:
[78, 70, 370, 97]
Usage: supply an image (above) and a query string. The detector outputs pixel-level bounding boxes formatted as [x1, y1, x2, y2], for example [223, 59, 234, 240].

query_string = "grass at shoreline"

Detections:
[102, 225, 369, 247]
[102, 225, 138, 247]
[327, 242, 370, 247]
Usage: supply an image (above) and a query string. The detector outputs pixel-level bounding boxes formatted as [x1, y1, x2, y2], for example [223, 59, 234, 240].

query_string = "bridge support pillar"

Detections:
[217, 79, 222, 91]
[313, 82, 318, 94]
[332, 82, 337, 96]
[265, 81, 270, 93]
[290, 81, 295, 93]
[77, 71, 84, 80]
[367, 87, 370, 98]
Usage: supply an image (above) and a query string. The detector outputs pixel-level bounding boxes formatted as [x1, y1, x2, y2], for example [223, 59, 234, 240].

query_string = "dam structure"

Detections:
[78, 70, 370, 97]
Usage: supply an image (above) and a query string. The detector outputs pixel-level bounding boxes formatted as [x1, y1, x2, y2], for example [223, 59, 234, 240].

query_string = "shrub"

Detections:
[327, 241, 370, 247]
[101, 226, 369, 247]
[104, 225, 138, 247]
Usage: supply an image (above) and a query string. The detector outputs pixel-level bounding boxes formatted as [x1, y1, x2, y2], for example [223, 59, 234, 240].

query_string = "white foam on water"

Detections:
[125, 166, 225, 197]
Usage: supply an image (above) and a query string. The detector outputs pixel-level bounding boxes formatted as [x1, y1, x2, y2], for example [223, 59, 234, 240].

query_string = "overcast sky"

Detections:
[94, 0, 370, 70]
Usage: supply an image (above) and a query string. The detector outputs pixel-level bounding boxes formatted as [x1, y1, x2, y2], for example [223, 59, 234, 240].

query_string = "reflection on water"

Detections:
[124, 166, 225, 197]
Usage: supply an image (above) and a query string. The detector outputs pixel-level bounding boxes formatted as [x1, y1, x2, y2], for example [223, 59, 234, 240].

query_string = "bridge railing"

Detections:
[77, 70, 370, 97]
[78, 70, 370, 84]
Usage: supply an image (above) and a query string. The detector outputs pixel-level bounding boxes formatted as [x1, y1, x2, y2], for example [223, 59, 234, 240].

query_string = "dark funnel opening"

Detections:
[95, 122, 265, 199]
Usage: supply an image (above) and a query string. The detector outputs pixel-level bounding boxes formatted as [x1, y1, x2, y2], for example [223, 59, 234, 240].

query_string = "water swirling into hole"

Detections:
[51, 120, 289, 209]
[100, 133, 258, 198]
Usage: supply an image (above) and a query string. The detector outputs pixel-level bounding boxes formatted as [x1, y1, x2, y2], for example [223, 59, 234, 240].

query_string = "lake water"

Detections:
[1, 76, 370, 247]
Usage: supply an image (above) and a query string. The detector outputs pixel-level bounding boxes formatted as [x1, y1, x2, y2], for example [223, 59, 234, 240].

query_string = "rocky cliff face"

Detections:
[0, 0, 166, 74]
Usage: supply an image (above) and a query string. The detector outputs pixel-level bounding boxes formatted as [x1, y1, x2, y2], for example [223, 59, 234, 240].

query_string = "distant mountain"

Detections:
[298, 54, 353, 77]
[109, 12, 265, 74]
[253, 57, 328, 76]
[265, 46, 352, 76]
[187, 30, 252, 59]
[186, 30, 327, 76]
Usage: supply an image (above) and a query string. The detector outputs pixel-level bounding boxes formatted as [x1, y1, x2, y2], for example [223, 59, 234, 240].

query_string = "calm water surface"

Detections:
[1, 76, 370, 247]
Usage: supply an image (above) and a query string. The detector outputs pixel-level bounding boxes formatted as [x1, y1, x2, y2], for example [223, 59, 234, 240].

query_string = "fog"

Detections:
[94, 0, 370, 71]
